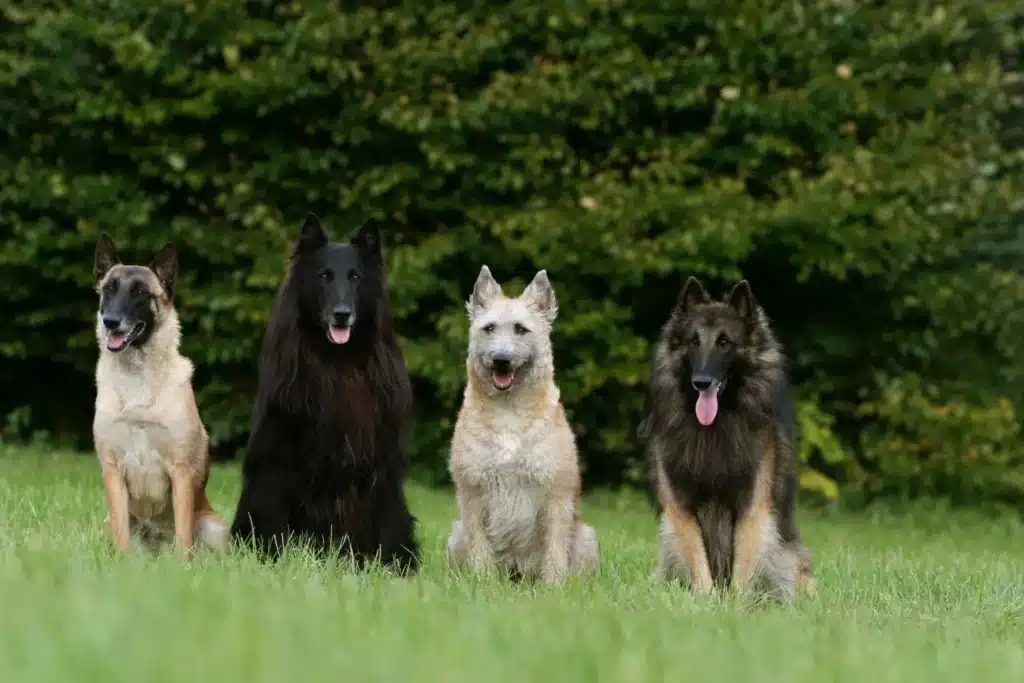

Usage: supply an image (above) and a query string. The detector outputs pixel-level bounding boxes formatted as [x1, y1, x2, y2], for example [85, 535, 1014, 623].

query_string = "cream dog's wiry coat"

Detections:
[447, 266, 598, 584]
[92, 235, 228, 559]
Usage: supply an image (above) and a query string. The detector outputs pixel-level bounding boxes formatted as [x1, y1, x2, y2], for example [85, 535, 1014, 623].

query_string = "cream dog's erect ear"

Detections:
[467, 265, 504, 319]
[522, 270, 557, 323]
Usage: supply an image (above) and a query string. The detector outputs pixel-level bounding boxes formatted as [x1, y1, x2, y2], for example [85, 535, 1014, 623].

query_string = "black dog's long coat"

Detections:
[230, 214, 419, 572]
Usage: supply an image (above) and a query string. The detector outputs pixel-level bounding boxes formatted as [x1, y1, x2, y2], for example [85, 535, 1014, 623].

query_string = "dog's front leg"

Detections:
[101, 462, 131, 551]
[732, 446, 774, 592]
[171, 462, 196, 562]
[731, 502, 769, 592]
[662, 499, 713, 593]
[457, 485, 493, 571]
[541, 497, 574, 585]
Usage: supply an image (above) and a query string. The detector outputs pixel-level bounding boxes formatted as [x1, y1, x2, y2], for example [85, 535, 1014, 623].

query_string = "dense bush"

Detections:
[1, 0, 1021, 506]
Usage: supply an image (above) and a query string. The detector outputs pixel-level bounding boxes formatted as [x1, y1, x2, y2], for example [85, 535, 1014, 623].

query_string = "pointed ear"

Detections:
[149, 244, 178, 300]
[352, 219, 383, 260]
[467, 265, 503, 318]
[295, 212, 327, 255]
[728, 279, 757, 320]
[94, 233, 120, 286]
[676, 276, 709, 313]
[523, 269, 558, 323]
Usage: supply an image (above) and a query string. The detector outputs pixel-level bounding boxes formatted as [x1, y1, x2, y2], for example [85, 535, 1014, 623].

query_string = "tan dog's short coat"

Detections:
[92, 235, 227, 560]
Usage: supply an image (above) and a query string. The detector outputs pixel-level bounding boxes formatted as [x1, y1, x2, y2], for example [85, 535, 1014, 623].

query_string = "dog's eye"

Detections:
[688, 335, 700, 348]
[130, 282, 143, 296]
[482, 323, 496, 333]
[348, 270, 360, 282]
[513, 323, 529, 335]
[320, 269, 334, 282]
[105, 279, 119, 293]
[716, 335, 732, 349]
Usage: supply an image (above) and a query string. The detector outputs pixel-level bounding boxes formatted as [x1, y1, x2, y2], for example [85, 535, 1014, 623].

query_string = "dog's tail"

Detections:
[195, 493, 230, 551]
[793, 541, 817, 597]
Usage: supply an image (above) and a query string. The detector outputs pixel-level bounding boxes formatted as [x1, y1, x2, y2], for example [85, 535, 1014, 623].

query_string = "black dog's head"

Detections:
[661, 277, 760, 426]
[290, 213, 383, 346]
[93, 235, 177, 353]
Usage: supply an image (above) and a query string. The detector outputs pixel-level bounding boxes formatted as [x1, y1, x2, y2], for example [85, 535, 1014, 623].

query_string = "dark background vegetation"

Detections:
[1, 1, 1021, 509]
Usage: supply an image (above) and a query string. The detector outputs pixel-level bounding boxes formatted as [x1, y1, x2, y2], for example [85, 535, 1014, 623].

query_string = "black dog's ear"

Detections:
[676, 276, 709, 313]
[728, 279, 757, 321]
[295, 213, 328, 255]
[149, 244, 178, 300]
[352, 218, 383, 260]
[94, 233, 120, 286]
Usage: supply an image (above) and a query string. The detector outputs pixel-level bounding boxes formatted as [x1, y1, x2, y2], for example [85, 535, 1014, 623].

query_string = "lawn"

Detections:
[0, 446, 1021, 683]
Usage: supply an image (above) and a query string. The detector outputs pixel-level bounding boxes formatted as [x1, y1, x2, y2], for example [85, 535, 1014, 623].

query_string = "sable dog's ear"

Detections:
[295, 213, 328, 255]
[728, 279, 757, 321]
[676, 276, 709, 313]
[522, 269, 558, 323]
[467, 265, 503, 319]
[94, 233, 120, 286]
[149, 244, 178, 300]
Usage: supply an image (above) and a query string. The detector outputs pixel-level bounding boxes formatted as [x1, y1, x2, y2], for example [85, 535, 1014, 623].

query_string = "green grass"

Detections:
[0, 447, 1021, 682]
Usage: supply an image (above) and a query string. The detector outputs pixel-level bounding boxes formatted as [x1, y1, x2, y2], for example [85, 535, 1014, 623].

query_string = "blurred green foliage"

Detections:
[1, 0, 1021, 506]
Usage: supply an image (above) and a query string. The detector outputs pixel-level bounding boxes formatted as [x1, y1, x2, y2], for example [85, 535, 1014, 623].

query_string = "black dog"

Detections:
[231, 213, 419, 573]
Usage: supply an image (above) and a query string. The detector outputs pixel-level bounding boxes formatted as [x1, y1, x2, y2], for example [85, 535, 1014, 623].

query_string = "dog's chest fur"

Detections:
[452, 388, 573, 559]
[94, 350, 194, 522]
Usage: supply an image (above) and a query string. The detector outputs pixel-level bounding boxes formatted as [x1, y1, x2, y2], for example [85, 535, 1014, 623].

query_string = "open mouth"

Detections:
[327, 325, 351, 345]
[491, 369, 515, 391]
[694, 377, 727, 427]
[106, 322, 145, 352]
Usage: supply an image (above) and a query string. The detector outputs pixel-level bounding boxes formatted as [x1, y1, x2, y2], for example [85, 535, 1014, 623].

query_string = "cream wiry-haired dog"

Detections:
[446, 266, 598, 584]
[92, 234, 228, 560]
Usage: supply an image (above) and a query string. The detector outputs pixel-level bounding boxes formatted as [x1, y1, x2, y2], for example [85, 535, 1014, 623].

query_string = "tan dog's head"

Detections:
[93, 234, 177, 353]
[465, 266, 558, 395]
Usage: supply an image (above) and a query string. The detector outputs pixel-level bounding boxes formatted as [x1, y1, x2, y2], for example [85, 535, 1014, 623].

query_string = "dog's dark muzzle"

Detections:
[331, 304, 353, 328]
[691, 373, 727, 392]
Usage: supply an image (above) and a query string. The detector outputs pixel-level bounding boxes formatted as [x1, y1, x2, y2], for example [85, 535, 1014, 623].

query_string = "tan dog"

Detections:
[92, 235, 227, 560]
[447, 266, 598, 584]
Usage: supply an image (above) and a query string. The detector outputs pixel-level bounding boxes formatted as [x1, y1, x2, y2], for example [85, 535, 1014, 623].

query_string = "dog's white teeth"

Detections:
[492, 371, 515, 389]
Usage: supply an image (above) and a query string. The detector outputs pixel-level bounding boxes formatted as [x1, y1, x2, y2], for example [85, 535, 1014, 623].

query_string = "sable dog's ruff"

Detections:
[446, 266, 598, 584]
[91, 235, 228, 559]
[641, 277, 816, 600]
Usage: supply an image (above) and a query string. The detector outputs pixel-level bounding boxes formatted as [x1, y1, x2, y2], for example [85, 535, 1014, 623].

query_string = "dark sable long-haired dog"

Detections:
[230, 213, 419, 573]
[639, 277, 815, 600]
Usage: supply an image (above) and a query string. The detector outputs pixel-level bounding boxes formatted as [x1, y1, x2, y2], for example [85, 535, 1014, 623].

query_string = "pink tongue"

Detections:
[329, 326, 351, 344]
[107, 331, 128, 349]
[695, 388, 719, 426]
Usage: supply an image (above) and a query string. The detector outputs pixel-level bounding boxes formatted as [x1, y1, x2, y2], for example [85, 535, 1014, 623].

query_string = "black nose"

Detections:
[492, 355, 512, 372]
[332, 305, 352, 327]
[102, 316, 121, 330]
[692, 374, 715, 391]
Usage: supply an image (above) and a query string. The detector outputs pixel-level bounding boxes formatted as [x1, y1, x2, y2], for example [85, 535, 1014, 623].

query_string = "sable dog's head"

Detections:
[93, 235, 177, 354]
[656, 277, 773, 426]
[289, 213, 385, 346]
[465, 266, 558, 395]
